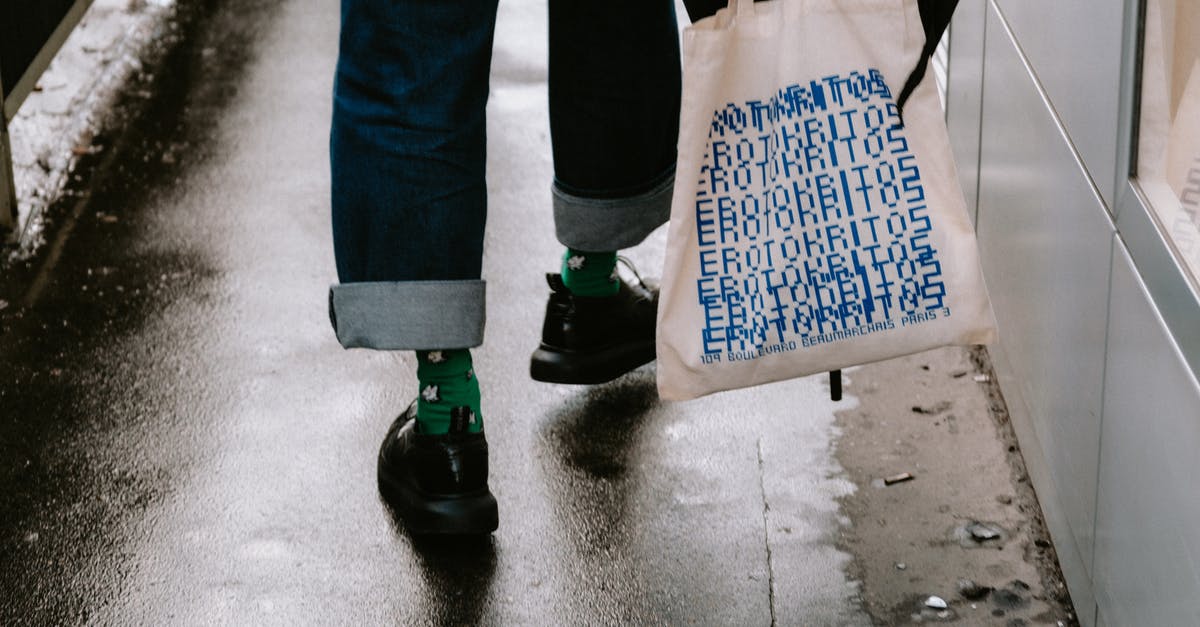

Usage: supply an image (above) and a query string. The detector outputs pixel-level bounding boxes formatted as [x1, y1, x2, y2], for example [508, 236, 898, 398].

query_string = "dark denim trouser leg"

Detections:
[328, 0, 498, 350]
[548, 0, 682, 251]
[328, 0, 682, 350]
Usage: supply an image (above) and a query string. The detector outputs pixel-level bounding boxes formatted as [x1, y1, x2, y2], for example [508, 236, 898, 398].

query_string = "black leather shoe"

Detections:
[377, 402, 498, 534]
[529, 271, 658, 384]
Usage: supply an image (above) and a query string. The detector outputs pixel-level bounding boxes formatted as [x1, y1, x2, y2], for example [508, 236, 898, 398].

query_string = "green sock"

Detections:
[416, 349, 482, 435]
[562, 248, 619, 297]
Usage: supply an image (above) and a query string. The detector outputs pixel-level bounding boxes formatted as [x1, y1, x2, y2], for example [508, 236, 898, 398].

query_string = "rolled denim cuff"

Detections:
[553, 171, 674, 251]
[328, 280, 485, 350]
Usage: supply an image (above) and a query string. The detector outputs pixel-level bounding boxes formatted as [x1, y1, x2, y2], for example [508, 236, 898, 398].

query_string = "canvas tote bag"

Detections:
[656, 0, 998, 400]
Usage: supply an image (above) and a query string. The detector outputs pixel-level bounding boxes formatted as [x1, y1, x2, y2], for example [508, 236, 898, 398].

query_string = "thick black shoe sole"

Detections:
[377, 460, 498, 535]
[529, 340, 655, 384]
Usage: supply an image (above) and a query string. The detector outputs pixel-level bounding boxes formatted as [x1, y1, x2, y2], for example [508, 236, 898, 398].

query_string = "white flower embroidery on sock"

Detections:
[566, 255, 586, 271]
[426, 350, 445, 364]
[421, 384, 440, 403]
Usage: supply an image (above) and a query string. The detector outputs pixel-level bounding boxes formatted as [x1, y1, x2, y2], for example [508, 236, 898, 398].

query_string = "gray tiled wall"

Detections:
[948, 1, 1200, 625]
[1093, 243, 1200, 626]
[992, 0, 1126, 206]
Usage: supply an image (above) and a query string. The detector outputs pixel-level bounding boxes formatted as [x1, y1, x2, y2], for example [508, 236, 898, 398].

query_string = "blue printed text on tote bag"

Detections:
[694, 69, 948, 365]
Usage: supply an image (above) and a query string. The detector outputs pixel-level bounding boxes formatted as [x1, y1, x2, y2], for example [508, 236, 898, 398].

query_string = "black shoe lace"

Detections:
[616, 255, 649, 290]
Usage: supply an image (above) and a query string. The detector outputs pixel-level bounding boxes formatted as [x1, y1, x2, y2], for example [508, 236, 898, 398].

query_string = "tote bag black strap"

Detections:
[684, 0, 959, 118]
[682, 0, 773, 23]
[896, 0, 960, 118]
[682, 0, 726, 22]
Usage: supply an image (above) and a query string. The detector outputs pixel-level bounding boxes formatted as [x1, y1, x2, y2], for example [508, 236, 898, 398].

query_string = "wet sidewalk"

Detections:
[0, 0, 1075, 624]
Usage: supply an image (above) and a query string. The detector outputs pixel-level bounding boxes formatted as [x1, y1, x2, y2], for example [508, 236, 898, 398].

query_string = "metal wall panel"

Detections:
[946, 0, 988, 225]
[977, 1, 1114, 596]
[1115, 186, 1200, 376]
[993, 0, 1125, 208]
[1093, 241, 1200, 627]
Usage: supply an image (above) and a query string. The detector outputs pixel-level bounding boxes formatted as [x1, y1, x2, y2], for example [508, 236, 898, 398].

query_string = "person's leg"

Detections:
[531, 0, 681, 383]
[547, 0, 681, 255]
[330, 0, 498, 348]
[330, 0, 499, 533]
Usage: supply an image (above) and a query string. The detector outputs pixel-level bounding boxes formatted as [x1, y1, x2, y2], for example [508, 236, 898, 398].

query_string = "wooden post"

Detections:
[0, 81, 16, 237]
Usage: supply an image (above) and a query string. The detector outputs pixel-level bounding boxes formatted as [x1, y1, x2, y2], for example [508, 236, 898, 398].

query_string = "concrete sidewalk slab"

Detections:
[0, 0, 1074, 624]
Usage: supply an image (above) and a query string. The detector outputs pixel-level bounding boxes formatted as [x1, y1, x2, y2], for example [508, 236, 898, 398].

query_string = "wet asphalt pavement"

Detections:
[0, 0, 869, 623]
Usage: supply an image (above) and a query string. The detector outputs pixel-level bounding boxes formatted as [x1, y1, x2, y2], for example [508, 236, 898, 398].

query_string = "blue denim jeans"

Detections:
[329, 0, 682, 350]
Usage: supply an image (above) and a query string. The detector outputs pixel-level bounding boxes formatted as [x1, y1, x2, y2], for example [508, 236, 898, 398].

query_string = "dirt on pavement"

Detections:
[834, 346, 1078, 626]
